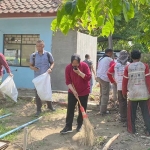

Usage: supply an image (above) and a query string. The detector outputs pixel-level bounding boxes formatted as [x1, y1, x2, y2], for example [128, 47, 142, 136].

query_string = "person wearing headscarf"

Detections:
[107, 50, 129, 122]
[60, 54, 91, 134]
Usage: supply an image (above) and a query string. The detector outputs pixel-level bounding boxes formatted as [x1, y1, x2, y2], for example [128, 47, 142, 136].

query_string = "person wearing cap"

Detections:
[107, 50, 129, 122]
[60, 54, 91, 134]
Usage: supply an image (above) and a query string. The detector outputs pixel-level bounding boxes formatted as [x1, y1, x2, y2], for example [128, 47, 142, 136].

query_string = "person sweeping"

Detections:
[60, 54, 91, 134]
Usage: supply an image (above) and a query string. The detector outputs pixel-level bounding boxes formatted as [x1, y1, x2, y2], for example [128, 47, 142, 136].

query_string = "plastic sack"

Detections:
[0, 76, 18, 102]
[32, 72, 52, 101]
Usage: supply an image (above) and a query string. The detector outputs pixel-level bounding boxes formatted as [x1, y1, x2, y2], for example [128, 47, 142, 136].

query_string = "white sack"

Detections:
[0, 76, 18, 102]
[32, 72, 52, 101]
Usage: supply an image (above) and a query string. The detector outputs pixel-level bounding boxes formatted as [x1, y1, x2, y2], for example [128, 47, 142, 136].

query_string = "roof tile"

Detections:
[0, 0, 60, 14]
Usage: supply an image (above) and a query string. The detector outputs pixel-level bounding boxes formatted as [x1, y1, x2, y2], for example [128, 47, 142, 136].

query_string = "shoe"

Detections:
[35, 111, 41, 117]
[76, 125, 82, 132]
[48, 102, 56, 111]
[60, 126, 73, 134]
[49, 107, 56, 111]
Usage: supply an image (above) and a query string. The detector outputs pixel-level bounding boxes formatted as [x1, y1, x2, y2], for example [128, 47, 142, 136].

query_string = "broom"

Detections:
[72, 84, 95, 146]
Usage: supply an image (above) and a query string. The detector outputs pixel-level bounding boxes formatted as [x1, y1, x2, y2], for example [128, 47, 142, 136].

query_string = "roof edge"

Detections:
[0, 12, 57, 18]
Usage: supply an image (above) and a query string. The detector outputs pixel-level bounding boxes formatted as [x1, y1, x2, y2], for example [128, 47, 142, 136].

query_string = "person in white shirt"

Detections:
[96, 48, 113, 115]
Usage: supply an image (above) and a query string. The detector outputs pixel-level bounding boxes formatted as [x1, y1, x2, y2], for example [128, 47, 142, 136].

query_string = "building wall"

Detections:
[0, 17, 54, 89]
[77, 32, 97, 86]
[51, 31, 77, 91]
[51, 31, 97, 91]
[77, 32, 97, 72]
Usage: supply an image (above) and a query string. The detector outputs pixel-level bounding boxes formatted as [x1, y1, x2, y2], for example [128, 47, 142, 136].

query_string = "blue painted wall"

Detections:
[0, 17, 54, 89]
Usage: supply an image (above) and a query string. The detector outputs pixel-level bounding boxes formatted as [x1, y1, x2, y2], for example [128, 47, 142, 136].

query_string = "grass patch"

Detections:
[52, 108, 67, 114]
[92, 85, 99, 93]
[0, 108, 10, 115]
[41, 108, 67, 117]
[0, 119, 17, 141]
[95, 136, 107, 146]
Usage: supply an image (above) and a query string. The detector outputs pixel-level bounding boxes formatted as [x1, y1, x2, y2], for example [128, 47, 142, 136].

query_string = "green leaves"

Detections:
[102, 21, 114, 37]
[123, 1, 135, 22]
[127, 3, 134, 19]
[139, 0, 148, 5]
[65, 0, 76, 15]
[97, 16, 104, 26]
[112, 0, 122, 15]
[77, 0, 86, 12]
[51, 0, 150, 38]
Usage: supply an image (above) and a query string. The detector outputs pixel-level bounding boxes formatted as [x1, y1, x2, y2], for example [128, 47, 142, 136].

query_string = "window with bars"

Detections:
[4, 34, 40, 67]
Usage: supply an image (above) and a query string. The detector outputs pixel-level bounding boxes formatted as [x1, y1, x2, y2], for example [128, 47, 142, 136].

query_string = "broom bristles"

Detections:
[80, 106, 95, 146]
[79, 105, 95, 146]
[83, 118, 95, 146]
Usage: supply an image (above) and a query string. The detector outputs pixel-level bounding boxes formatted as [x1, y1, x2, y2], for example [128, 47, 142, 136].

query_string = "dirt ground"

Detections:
[0, 86, 150, 150]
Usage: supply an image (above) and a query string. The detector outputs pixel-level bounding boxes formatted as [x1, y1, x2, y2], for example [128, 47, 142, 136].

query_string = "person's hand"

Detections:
[73, 68, 81, 75]
[73, 90, 78, 99]
[9, 73, 13, 77]
[113, 82, 117, 85]
[33, 67, 39, 72]
[47, 68, 52, 74]
[94, 76, 97, 80]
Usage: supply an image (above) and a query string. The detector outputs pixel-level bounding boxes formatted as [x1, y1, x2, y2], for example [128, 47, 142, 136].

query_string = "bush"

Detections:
[141, 53, 150, 66]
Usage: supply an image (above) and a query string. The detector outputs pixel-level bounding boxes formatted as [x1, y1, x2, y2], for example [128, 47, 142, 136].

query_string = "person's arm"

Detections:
[47, 53, 54, 74]
[91, 65, 96, 79]
[110, 60, 115, 67]
[47, 62, 54, 73]
[107, 64, 115, 83]
[65, 66, 78, 97]
[122, 65, 129, 98]
[29, 54, 39, 72]
[144, 64, 150, 94]
[0, 54, 13, 76]
[29, 63, 39, 71]
[73, 63, 91, 81]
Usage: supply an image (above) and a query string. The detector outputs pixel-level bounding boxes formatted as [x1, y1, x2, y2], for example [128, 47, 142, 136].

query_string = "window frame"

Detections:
[3, 34, 39, 67]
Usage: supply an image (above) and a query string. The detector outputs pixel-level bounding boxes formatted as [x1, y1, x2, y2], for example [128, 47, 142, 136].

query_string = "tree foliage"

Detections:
[51, 0, 149, 37]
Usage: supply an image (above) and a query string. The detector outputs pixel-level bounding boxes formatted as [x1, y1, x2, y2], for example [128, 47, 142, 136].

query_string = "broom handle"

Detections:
[72, 84, 82, 107]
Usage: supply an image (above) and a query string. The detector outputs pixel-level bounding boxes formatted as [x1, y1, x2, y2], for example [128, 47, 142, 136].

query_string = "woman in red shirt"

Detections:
[0, 53, 13, 82]
[60, 54, 91, 134]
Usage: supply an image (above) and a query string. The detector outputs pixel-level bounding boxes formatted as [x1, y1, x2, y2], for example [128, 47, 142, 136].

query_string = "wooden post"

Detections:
[23, 127, 28, 150]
